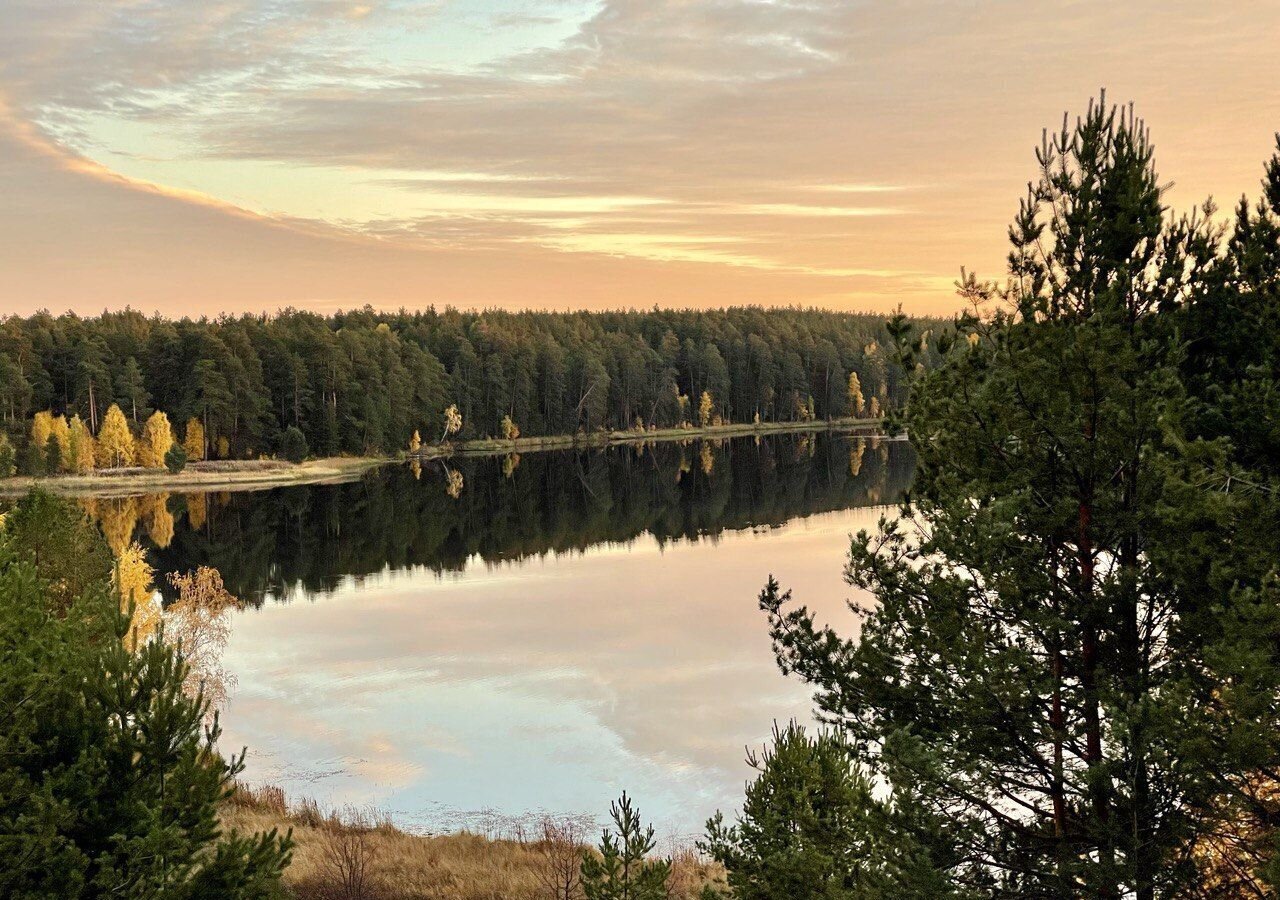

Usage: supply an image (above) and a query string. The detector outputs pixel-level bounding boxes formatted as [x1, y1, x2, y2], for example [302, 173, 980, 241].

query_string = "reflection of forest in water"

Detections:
[82, 432, 914, 605]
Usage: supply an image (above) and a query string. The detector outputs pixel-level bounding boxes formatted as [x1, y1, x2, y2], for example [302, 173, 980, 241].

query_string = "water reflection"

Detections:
[91, 433, 913, 836]
[132, 432, 913, 605]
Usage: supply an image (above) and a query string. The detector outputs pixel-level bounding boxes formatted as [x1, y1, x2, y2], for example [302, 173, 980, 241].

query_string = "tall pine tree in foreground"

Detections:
[0, 491, 292, 898]
[761, 97, 1280, 896]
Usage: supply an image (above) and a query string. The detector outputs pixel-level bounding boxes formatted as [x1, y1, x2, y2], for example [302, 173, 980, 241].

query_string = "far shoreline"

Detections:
[0, 416, 887, 499]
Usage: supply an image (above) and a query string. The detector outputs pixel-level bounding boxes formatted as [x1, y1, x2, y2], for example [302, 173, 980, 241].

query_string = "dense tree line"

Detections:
[0, 307, 929, 462]
[727, 101, 1280, 896]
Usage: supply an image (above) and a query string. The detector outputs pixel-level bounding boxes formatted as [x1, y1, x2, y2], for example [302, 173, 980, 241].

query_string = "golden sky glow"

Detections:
[2, 0, 1279, 316]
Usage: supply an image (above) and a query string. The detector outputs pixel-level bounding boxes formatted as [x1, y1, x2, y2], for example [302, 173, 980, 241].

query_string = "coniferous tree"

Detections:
[703, 722, 952, 899]
[165, 443, 188, 474]
[43, 434, 61, 475]
[280, 426, 308, 463]
[0, 492, 292, 897]
[581, 793, 670, 900]
[762, 97, 1280, 896]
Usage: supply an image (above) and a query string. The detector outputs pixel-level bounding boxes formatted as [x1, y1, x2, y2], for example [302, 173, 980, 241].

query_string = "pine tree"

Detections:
[0, 433, 14, 478]
[581, 793, 670, 900]
[165, 443, 188, 474]
[183, 417, 206, 462]
[44, 434, 61, 475]
[115, 355, 150, 422]
[703, 722, 950, 899]
[280, 426, 308, 463]
[761, 97, 1280, 896]
[96, 403, 135, 468]
[0, 492, 292, 895]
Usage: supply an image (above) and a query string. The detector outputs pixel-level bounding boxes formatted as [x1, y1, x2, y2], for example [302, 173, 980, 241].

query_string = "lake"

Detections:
[111, 431, 912, 839]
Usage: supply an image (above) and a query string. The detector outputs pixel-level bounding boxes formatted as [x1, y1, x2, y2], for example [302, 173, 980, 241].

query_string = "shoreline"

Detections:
[1, 417, 884, 498]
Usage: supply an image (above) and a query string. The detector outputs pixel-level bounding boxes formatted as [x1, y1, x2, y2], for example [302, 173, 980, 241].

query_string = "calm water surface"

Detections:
[129, 432, 912, 837]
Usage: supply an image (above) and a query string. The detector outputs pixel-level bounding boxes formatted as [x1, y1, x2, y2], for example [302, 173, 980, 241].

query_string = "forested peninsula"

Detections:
[0, 307, 928, 482]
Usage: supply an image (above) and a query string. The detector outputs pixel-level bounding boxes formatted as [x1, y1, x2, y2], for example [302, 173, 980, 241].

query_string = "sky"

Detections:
[1, 0, 1278, 317]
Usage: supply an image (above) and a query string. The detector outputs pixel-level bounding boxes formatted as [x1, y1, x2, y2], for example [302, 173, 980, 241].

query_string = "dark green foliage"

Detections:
[280, 425, 308, 463]
[17, 439, 43, 477]
[0, 491, 292, 898]
[44, 433, 61, 474]
[762, 97, 1280, 896]
[4, 489, 112, 613]
[0, 307, 929, 455]
[165, 442, 188, 473]
[703, 722, 952, 899]
[0, 433, 14, 477]
[581, 792, 670, 900]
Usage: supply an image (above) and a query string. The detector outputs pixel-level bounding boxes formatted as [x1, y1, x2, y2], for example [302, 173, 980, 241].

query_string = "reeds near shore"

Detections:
[225, 782, 725, 900]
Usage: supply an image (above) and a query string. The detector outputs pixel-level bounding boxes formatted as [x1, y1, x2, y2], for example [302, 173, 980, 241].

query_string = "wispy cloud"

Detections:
[2, 0, 1279, 314]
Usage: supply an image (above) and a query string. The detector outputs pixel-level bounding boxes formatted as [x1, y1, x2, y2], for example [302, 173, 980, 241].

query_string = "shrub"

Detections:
[281, 426, 309, 464]
[165, 442, 188, 474]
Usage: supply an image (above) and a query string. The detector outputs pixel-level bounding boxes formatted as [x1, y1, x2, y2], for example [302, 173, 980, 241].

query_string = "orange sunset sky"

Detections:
[2, 0, 1278, 318]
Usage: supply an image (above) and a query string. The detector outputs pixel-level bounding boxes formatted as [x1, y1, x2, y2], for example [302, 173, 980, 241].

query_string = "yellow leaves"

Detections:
[136, 411, 174, 469]
[144, 493, 174, 548]
[501, 415, 520, 441]
[96, 404, 135, 468]
[442, 404, 462, 440]
[869, 396, 881, 419]
[50, 415, 70, 468]
[502, 453, 520, 478]
[166, 566, 239, 718]
[847, 372, 864, 417]
[849, 438, 866, 478]
[31, 410, 54, 455]
[68, 415, 95, 473]
[444, 467, 464, 499]
[183, 418, 206, 461]
[698, 391, 714, 428]
[185, 492, 207, 531]
[408, 429, 421, 453]
[216, 436, 230, 459]
[114, 541, 158, 651]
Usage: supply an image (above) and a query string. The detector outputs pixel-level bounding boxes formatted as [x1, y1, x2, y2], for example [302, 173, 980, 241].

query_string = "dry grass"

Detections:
[225, 783, 725, 900]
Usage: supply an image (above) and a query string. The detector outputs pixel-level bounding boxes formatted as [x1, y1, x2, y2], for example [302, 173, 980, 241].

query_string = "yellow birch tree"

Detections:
[31, 411, 54, 455]
[96, 404, 135, 468]
[67, 415, 96, 473]
[136, 411, 174, 468]
[183, 417, 206, 461]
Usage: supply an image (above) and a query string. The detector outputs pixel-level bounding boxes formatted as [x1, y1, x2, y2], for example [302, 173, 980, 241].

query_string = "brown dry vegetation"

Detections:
[225, 783, 725, 900]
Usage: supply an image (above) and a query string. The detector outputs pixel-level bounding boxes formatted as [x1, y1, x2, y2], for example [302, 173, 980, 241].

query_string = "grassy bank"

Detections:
[1, 417, 882, 499]
[225, 783, 724, 900]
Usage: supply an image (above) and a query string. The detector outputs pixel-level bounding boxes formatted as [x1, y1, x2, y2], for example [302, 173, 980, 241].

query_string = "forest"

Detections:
[0, 306, 927, 464]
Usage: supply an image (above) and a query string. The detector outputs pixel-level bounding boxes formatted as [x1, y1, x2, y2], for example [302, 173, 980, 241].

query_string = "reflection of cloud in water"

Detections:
[220, 507, 883, 834]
